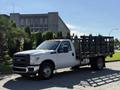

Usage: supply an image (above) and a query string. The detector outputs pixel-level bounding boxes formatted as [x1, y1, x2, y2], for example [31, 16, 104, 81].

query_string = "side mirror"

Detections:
[63, 46, 68, 53]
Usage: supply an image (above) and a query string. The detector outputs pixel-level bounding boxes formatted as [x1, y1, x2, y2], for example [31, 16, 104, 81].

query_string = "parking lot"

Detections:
[0, 62, 120, 90]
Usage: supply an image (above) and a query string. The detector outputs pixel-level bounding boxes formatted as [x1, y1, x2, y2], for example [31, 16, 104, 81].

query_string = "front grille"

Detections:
[13, 67, 26, 72]
[28, 68, 34, 72]
[13, 63, 28, 67]
[13, 54, 30, 67]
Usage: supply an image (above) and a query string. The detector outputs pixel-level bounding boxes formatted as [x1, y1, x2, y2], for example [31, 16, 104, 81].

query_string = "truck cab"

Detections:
[13, 39, 80, 79]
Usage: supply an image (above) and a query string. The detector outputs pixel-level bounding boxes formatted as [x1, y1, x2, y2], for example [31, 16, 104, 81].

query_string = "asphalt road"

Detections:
[0, 62, 120, 90]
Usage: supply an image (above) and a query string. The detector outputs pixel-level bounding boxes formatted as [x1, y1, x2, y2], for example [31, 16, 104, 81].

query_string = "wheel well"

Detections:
[40, 60, 55, 70]
[90, 56, 105, 67]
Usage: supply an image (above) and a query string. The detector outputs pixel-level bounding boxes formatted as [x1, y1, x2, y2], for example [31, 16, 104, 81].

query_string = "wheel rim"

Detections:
[43, 66, 52, 78]
[97, 58, 103, 69]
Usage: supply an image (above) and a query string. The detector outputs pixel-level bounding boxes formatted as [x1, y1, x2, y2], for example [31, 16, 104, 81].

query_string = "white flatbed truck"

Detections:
[12, 35, 114, 79]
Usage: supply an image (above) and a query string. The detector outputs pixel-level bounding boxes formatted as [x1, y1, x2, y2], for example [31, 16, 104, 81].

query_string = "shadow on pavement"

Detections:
[3, 67, 120, 90]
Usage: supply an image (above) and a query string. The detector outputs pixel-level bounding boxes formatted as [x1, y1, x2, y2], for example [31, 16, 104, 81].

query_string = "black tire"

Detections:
[38, 62, 54, 80]
[96, 57, 104, 70]
[90, 57, 96, 69]
[21, 74, 29, 78]
[71, 65, 80, 71]
[90, 57, 105, 70]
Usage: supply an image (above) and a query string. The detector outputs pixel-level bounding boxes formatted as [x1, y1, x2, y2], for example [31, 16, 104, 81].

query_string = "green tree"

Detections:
[0, 16, 10, 62]
[11, 20, 16, 28]
[25, 26, 31, 37]
[23, 38, 32, 50]
[0, 16, 11, 27]
[66, 32, 71, 39]
[57, 32, 63, 39]
[23, 27, 32, 50]
[7, 27, 27, 57]
[42, 31, 53, 40]
[0, 31, 7, 62]
[0, 15, 28, 63]
[36, 32, 43, 46]
[114, 38, 120, 47]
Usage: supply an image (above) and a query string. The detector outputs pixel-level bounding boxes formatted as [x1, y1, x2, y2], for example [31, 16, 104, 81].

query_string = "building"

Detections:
[10, 12, 70, 37]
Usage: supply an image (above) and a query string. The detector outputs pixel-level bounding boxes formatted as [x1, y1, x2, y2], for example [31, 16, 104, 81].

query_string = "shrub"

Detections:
[42, 31, 54, 40]
[36, 32, 43, 46]
[23, 38, 32, 50]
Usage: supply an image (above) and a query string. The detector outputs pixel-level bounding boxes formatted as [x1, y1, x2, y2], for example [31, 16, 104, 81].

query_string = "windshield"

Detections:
[36, 41, 60, 50]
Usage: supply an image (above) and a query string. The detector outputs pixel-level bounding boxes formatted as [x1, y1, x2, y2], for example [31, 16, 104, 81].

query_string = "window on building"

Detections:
[44, 18, 48, 25]
[44, 28, 48, 31]
[30, 29, 33, 32]
[40, 18, 43, 25]
[20, 19, 24, 26]
[25, 18, 29, 25]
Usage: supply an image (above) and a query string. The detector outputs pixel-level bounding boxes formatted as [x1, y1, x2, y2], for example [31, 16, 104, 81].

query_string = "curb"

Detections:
[105, 60, 120, 63]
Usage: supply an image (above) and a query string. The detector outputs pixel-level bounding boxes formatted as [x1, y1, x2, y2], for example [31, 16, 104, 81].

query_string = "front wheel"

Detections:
[38, 62, 54, 80]
[71, 65, 80, 71]
[21, 75, 28, 78]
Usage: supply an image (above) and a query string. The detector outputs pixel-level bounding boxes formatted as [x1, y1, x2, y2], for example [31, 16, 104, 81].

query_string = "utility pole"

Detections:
[12, 3, 15, 13]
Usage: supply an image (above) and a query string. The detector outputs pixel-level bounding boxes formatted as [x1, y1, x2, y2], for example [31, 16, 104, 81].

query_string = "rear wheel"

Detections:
[90, 57, 105, 70]
[96, 57, 104, 70]
[38, 62, 54, 80]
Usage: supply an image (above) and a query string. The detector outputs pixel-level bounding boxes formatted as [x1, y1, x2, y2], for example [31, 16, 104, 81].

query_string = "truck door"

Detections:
[56, 41, 76, 68]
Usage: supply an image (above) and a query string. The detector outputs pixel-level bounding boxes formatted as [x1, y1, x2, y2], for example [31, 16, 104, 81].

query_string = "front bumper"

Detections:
[12, 65, 39, 75]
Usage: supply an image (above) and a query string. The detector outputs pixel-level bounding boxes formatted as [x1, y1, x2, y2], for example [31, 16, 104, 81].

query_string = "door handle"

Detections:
[72, 53, 74, 56]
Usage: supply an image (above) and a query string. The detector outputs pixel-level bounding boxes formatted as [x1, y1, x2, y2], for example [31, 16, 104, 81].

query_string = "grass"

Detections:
[106, 52, 120, 61]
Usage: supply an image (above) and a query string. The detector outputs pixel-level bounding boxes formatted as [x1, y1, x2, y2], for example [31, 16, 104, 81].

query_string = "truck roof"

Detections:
[46, 39, 71, 42]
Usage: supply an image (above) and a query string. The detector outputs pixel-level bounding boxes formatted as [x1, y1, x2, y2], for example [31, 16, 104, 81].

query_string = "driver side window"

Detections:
[58, 41, 72, 53]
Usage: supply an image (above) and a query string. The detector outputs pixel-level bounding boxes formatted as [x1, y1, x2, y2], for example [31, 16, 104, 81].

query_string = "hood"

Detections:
[15, 49, 55, 55]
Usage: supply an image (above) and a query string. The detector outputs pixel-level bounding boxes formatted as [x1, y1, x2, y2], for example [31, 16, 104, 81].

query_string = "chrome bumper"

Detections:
[12, 65, 39, 74]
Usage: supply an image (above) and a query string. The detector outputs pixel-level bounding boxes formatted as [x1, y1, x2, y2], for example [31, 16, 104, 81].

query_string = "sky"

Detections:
[0, 0, 120, 39]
